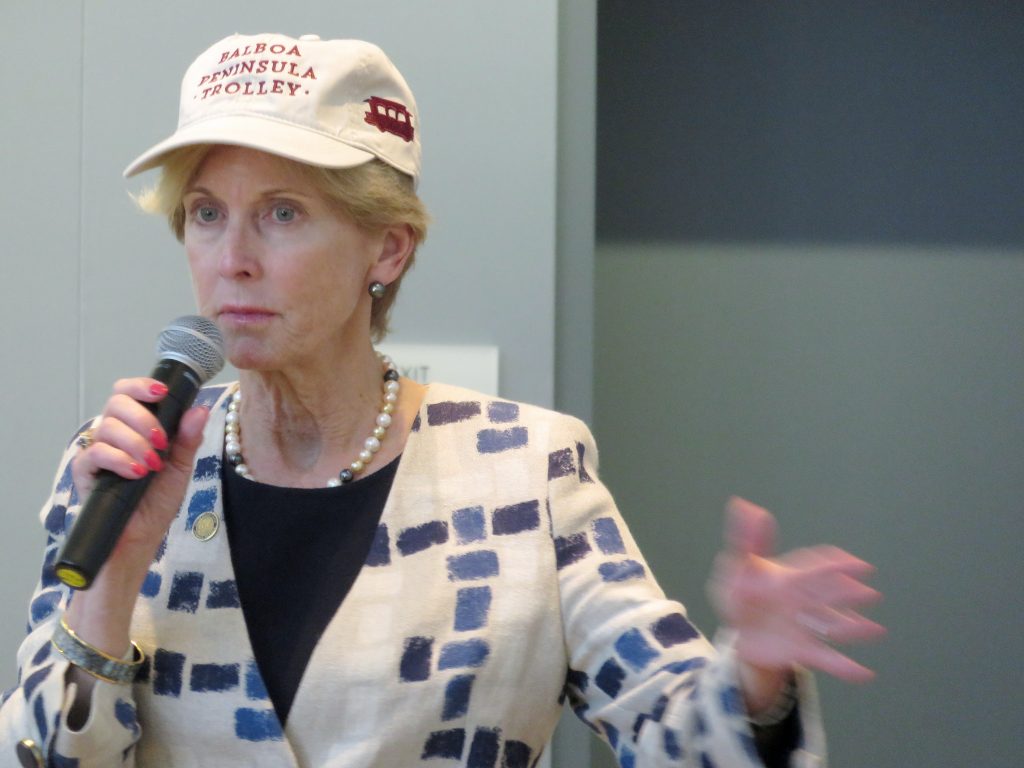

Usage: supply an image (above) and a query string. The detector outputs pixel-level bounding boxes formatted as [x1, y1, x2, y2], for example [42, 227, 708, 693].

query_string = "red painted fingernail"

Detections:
[130, 462, 148, 477]
[150, 383, 169, 396]
[151, 429, 168, 450]
[144, 450, 163, 471]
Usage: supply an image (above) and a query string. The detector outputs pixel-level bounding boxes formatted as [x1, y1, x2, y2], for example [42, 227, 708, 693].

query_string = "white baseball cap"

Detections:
[124, 33, 421, 184]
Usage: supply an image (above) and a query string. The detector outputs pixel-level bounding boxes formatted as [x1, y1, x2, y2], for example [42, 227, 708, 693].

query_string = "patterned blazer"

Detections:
[1, 383, 824, 767]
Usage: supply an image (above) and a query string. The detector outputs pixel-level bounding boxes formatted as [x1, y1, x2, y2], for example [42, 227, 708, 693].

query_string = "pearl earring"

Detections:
[368, 281, 387, 299]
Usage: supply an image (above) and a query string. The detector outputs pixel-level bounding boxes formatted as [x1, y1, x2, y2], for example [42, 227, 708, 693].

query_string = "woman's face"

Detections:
[183, 146, 394, 372]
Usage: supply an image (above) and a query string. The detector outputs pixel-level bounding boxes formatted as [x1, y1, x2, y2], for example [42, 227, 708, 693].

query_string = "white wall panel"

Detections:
[0, 1, 84, 684]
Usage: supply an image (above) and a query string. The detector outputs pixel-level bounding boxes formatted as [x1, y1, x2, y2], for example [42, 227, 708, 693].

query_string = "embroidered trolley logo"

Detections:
[364, 97, 415, 142]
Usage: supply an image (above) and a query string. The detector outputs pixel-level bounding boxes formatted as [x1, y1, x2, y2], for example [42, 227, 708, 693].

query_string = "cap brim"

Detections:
[123, 114, 377, 177]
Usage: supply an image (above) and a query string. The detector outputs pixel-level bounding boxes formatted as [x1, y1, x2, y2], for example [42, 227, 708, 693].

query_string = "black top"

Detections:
[754, 707, 801, 767]
[221, 455, 400, 725]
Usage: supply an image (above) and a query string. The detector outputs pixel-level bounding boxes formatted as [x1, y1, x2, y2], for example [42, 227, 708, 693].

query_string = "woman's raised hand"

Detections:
[708, 496, 885, 700]
[70, 377, 210, 562]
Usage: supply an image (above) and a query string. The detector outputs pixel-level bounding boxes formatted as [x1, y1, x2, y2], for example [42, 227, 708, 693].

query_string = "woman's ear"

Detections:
[369, 223, 416, 285]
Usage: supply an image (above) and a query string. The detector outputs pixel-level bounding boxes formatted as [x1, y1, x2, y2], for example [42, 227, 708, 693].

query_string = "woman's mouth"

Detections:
[218, 305, 275, 324]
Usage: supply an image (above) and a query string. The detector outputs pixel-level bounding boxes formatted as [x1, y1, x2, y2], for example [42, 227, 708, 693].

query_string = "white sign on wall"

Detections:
[377, 343, 500, 396]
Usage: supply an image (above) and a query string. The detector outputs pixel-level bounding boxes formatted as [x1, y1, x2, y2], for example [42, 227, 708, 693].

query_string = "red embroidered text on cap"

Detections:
[195, 42, 316, 102]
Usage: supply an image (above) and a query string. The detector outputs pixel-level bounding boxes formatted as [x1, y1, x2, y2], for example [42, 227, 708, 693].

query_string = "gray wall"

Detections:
[592, 4, 1023, 766]
[0, 7, 599, 767]
[593, 244, 1023, 766]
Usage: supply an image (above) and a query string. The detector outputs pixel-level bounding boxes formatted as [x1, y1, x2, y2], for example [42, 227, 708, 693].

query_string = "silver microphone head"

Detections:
[156, 315, 225, 384]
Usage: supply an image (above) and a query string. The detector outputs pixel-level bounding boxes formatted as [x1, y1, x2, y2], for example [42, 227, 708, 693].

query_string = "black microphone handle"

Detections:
[54, 359, 204, 590]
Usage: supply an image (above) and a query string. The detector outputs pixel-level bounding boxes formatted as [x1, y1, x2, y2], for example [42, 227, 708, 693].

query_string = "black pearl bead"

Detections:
[384, 369, 399, 382]
[339, 468, 355, 484]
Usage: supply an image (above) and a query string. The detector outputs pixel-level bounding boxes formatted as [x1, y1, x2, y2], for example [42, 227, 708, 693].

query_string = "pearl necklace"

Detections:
[224, 354, 400, 487]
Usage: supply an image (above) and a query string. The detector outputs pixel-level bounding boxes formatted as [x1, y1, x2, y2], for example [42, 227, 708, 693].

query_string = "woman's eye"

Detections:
[272, 205, 297, 223]
[197, 206, 219, 223]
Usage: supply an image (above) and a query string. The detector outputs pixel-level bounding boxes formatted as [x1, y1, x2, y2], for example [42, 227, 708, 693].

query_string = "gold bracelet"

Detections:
[51, 616, 144, 685]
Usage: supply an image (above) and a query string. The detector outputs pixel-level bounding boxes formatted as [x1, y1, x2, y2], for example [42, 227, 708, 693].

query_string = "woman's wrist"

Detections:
[62, 556, 149, 658]
[747, 675, 798, 728]
[59, 566, 147, 730]
[737, 660, 796, 720]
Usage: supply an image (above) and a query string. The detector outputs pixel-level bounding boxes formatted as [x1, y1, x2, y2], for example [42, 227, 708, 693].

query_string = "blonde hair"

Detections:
[136, 145, 429, 341]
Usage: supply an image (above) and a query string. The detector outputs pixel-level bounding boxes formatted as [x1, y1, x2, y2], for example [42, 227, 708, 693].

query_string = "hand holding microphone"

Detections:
[55, 316, 225, 589]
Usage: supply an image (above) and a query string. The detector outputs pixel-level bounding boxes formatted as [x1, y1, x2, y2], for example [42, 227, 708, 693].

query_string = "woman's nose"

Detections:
[218, 222, 261, 279]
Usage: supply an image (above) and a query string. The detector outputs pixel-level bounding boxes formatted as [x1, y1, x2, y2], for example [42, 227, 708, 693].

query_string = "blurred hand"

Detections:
[709, 496, 886, 687]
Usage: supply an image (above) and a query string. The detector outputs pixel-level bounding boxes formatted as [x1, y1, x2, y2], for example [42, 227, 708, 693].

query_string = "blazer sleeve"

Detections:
[545, 413, 826, 767]
[0, 419, 140, 767]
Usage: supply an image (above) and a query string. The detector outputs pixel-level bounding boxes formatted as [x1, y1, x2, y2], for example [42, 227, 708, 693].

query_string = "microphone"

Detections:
[54, 316, 225, 590]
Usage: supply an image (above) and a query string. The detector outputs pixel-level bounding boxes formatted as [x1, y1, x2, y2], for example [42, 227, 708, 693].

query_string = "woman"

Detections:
[1, 33, 882, 767]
